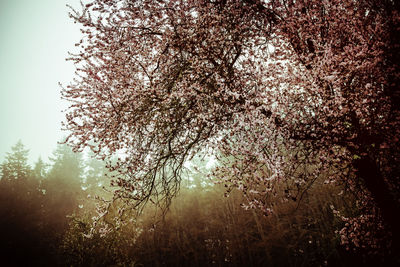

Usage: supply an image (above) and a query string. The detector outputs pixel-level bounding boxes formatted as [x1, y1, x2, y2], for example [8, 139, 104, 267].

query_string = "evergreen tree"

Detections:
[84, 152, 109, 194]
[0, 140, 31, 183]
[0, 142, 49, 266]
[41, 143, 84, 233]
[33, 156, 47, 180]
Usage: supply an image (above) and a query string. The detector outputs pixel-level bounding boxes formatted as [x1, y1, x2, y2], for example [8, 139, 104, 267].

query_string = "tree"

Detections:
[0, 141, 31, 183]
[0, 141, 39, 197]
[41, 144, 84, 234]
[63, 0, 400, 254]
[47, 143, 83, 187]
[0, 143, 50, 266]
[33, 156, 48, 180]
[84, 151, 110, 193]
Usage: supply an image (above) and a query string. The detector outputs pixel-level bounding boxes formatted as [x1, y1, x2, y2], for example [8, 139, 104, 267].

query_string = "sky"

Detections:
[0, 0, 83, 164]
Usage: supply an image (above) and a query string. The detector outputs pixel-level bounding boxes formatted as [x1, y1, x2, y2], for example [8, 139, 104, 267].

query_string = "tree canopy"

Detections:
[0, 140, 31, 182]
[63, 0, 400, 252]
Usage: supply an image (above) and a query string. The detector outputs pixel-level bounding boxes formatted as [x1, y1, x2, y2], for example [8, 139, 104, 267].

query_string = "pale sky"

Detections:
[0, 0, 83, 164]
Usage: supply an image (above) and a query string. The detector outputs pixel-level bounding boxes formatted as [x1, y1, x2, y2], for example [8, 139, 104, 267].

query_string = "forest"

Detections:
[0, 140, 396, 266]
[2, 0, 400, 266]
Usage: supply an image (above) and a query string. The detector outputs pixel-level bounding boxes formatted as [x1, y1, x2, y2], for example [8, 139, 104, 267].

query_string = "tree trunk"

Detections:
[354, 157, 400, 250]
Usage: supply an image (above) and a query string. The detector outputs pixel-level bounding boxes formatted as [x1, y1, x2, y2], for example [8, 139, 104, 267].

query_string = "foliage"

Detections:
[0, 142, 85, 266]
[61, 180, 393, 266]
[1, 141, 399, 265]
[0, 140, 31, 182]
[60, 214, 138, 267]
[62, 0, 400, 255]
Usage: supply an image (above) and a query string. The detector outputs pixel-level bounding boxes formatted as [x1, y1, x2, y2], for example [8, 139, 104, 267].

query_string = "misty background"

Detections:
[0, 0, 81, 163]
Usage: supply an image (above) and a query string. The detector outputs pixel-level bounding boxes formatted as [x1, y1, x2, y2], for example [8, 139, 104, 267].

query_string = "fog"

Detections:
[0, 0, 81, 164]
[0, 1, 398, 266]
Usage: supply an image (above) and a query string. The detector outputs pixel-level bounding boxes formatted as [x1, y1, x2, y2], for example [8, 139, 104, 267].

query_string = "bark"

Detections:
[354, 157, 400, 250]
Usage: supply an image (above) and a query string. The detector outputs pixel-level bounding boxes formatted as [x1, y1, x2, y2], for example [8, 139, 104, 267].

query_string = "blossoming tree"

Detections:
[63, 0, 399, 252]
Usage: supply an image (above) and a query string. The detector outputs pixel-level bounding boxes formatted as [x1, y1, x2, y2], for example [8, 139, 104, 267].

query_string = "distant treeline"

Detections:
[0, 141, 396, 266]
[0, 141, 107, 266]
